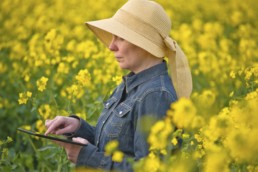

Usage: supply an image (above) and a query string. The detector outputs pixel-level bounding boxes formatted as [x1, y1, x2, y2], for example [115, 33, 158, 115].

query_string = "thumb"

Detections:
[72, 137, 89, 145]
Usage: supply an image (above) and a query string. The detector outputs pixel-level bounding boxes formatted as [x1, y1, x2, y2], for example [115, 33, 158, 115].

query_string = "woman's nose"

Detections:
[109, 36, 118, 51]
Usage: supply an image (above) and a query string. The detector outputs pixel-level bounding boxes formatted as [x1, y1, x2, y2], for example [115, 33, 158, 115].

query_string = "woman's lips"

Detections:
[116, 56, 123, 61]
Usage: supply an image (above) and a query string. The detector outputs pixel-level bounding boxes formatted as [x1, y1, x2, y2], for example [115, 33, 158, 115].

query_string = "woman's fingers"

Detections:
[45, 116, 66, 135]
[54, 125, 73, 135]
[52, 137, 88, 163]
[45, 116, 80, 135]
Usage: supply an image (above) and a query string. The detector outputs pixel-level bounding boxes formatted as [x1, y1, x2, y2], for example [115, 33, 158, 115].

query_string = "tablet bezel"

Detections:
[17, 128, 87, 146]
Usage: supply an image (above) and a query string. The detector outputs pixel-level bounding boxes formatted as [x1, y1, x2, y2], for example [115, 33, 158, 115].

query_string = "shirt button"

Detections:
[106, 102, 109, 106]
[119, 111, 123, 115]
[102, 120, 105, 124]
[96, 140, 99, 145]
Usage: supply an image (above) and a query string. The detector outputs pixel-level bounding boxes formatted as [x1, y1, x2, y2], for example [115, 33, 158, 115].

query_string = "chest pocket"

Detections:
[104, 102, 132, 139]
[103, 97, 117, 109]
[114, 103, 132, 117]
[97, 97, 117, 128]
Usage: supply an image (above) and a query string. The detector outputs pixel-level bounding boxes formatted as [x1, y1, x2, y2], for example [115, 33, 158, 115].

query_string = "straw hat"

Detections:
[85, 0, 192, 98]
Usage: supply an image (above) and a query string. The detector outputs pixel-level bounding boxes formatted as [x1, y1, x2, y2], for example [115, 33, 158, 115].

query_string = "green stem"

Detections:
[28, 137, 37, 153]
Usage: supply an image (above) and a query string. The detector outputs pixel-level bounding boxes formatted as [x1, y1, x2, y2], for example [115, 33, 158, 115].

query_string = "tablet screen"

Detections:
[17, 128, 87, 146]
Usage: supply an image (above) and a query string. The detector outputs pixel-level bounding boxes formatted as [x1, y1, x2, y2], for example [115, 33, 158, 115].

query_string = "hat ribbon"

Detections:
[164, 36, 177, 52]
[164, 36, 193, 98]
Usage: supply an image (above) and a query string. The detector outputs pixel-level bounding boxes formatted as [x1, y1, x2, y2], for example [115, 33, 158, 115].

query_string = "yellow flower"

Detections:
[38, 104, 52, 120]
[244, 69, 252, 81]
[75, 69, 91, 87]
[143, 153, 161, 172]
[37, 76, 48, 92]
[160, 149, 167, 155]
[18, 91, 32, 104]
[230, 11, 242, 26]
[229, 71, 236, 79]
[204, 150, 230, 172]
[229, 91, 234, 97]
[57, 62, 69, 74]
[105, 140, 119, 156]
[112, 151, 124, 162]
[168, 98, 197, 129]
[112, 75, 122, 85]
[171, 137, 178, 146]
[45, 29, 56, 43]
[191, 116, 205, 129]
[198, 90, 216, 108]
[44, 29, 63, 53]
[148, 119, 173, 150]
[194, 134, 203, 143]
[245, 90, 258, 100]
[182, 133, 190, 139]
[24, 74, 30, 82]
[0, 62, 7, 74]
[36, 120, 45, 133]
[63, 84, 84, 101]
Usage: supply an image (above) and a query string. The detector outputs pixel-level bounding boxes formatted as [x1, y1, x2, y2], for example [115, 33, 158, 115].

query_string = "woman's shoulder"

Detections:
[138, 73, 177, 100]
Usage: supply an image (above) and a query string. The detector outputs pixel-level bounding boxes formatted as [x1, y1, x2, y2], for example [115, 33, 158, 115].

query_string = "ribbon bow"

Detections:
[164, 36, 177, 52]
[163, 35, 193, 98]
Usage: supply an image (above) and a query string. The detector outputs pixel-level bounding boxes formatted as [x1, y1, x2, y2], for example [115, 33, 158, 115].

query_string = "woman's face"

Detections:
[109, 35, 160, 73]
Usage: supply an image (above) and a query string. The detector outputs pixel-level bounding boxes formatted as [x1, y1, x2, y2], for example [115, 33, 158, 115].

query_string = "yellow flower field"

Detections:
[0, 0, 257, 171]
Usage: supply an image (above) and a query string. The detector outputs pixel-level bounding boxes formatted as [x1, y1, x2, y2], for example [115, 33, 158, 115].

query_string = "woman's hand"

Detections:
[45, 116, 80, 135]
[53, 137, 89, 163]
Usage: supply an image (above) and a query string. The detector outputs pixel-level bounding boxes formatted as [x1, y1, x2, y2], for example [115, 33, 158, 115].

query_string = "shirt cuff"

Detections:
[63, 115, 82, 138]
[76, 143, 103, 168]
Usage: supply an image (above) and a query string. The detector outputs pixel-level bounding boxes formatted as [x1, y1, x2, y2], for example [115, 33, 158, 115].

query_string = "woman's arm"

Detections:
[69, 117, 96, 144]
[75, 91, 175, 171]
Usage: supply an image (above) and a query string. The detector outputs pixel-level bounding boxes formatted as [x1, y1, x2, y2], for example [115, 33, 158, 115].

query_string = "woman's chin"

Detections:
[118, 63, 129, 70]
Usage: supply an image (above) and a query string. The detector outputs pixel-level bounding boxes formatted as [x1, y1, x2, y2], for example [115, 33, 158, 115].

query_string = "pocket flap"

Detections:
[103, 97, 117, 109]
[114, 103, 132, 117]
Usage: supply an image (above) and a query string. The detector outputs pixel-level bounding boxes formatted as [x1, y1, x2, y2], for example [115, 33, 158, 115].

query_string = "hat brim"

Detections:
[85, 18, 165, 58]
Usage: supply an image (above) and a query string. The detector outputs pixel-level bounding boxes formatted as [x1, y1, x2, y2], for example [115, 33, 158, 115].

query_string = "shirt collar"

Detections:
[123, 61, 168, 93]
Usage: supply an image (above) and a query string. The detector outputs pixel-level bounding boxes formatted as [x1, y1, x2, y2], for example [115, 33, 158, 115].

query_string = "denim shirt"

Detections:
[73, 61, 177, 171]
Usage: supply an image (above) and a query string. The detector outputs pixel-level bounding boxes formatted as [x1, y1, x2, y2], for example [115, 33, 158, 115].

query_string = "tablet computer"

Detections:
[17, 128, 87, 146]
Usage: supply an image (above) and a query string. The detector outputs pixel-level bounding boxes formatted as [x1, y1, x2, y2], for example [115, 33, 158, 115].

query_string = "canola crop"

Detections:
[0, 0, 257, 171]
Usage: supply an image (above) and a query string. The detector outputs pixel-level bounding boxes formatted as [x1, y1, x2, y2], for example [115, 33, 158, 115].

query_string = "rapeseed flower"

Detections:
[112, 75, 122, 85]
[62, 84, 84, 101]
[2, 0, 258, 170]
[38, 104, 52, 120]
[171, 137, 178, 146]
[148, 119, 173, 150]
[112, 151, 124, 162]
[37, 76, 48, 92]
[168, 98, 196, 129]
[105, 140, 119, 156]
[18, 91, 32, 104]
[203, 150, 230, 172]
[57, 62, 69, 74]
[141, 153, 161, 172]
[75, 69, 91, 87]
[36, 120, 44, 133]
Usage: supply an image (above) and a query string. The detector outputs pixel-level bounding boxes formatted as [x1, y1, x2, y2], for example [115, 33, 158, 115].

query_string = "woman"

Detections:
[45, 0, 192, 171]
